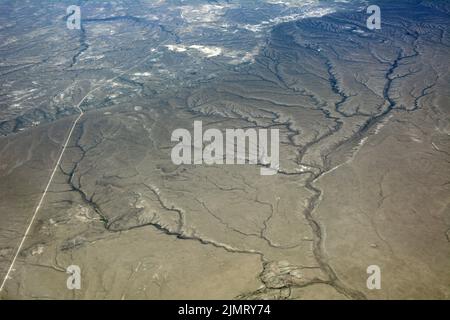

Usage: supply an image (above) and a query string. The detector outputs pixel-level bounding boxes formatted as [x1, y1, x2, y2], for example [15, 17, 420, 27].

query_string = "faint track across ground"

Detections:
[0, 52, 156, 293]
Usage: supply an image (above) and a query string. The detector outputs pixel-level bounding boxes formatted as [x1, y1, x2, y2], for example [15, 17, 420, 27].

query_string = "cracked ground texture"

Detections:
[0, 0, 449, 299]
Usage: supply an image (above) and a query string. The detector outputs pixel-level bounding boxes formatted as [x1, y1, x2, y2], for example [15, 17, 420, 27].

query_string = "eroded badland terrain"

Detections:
[0, 0, 449, 299]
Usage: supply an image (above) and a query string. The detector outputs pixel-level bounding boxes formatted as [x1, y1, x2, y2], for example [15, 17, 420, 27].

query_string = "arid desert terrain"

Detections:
[0, 0, 449, 299]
